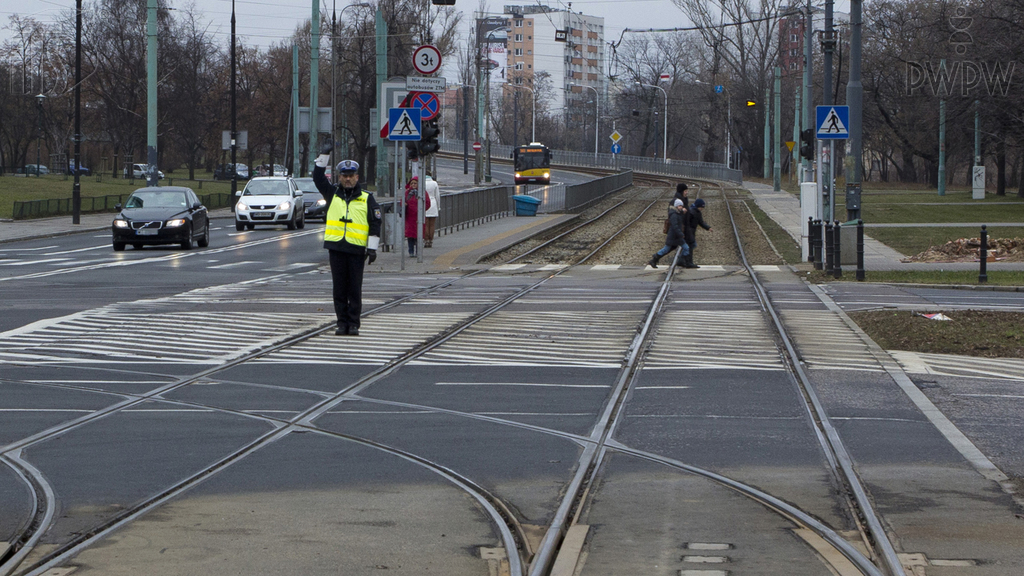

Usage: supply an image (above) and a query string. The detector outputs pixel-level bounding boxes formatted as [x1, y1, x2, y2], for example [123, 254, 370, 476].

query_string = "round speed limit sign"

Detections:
[413, 45, 442, 75]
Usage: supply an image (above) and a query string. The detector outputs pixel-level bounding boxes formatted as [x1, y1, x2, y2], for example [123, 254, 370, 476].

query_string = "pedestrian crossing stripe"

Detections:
[890, 350, 1024, 381]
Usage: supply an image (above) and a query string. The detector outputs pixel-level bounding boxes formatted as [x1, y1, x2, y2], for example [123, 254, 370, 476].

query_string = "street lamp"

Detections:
[637, 82, 668, 163]
[332, 2, 372, 170]
[35, 94, 46, 178]
[511, 83, 536, 142]
[570, 83, 598, 162]
[452, 83, 476, 174]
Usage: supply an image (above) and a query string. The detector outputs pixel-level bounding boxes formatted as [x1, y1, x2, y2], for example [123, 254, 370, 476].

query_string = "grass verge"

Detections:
[847, 309, 1024, 359]
[805, 269, 1024, 286]
[867, 227, 1024, 257]
[743, 199, 803, 264]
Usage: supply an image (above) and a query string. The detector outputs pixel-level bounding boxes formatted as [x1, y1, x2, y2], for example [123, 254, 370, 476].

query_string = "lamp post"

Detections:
[638, 82, 668, 163]
[35, 94, 45, 178]
[453, 83, 476, 174]
[512, 84, 536, 142]
[571, 83, 598, 161]
[332, 2, 371, 170]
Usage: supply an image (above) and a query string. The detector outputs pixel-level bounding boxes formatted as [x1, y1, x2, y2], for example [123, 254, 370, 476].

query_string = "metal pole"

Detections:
[938, 63, 946, 196]
[807, 218, 815, 263]
[974, 99, 981, 165]
[726, 91, 731, 168]
[463, 86, 470, 174]
[847, 0, 863, 185]
[773, 67, 781, 191]
[230, 0, 237, 198]
[813, 219, 823, 270]
[375, 8, 387, 189]
[310, 0, 321, 173]
[824, 220, 834, 274]
[979, 225, 988, 283]
[72, 0, 81, 224]
[146, 0, 158, 187]
[856, 219, 865, 281]
[417, 158, 425, 263]
[331, 2, 336, 172]
[36, 96, 43, 179]
[398, 141, 404, 270]
[763, 86, 770, 179]
[802, 0, 813, 182]
[661, 86, 667, 164]
[292, 44, 300, 177]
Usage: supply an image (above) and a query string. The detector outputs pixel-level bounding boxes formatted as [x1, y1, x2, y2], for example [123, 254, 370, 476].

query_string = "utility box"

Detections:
[846, 183, 862, 212]
[800, 181, 819, 261]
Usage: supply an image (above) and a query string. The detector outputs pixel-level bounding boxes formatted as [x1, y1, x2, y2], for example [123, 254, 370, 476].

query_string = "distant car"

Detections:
[214, 163, 250, 180]
[256, 163, 289, 177]
[20, 164, 49, 175]
[234, 177, 305, 231]
[292, 177, 327, 221]
[124, 163, 165, 180]
[111, 187, 210, 251]
[67, 161, 90, 176]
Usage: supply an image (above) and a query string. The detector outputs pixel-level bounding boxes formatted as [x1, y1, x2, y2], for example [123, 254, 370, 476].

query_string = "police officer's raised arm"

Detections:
[312, 143, 336, 201]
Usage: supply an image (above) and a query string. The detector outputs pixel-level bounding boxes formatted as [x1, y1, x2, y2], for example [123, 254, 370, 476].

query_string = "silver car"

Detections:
[234, 177, 305, 231]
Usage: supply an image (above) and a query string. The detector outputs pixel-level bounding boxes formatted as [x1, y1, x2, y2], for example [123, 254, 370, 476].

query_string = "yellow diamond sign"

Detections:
[610, 130, 622, 143]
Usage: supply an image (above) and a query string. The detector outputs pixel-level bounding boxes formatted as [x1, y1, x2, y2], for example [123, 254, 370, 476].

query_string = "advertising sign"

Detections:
[477, 17, 508, 85]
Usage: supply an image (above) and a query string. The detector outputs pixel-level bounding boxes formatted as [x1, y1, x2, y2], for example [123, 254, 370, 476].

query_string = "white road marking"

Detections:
[589, 264, 621, 270]
[45, 245, 111, 255]
[265, 262, 319, 272]
[0, 258, 73, 266]
[435, 382, 609, 388]
[0, 246, 58, 252]
[207, 261, 260, 269]
[493, 264, 526, 271]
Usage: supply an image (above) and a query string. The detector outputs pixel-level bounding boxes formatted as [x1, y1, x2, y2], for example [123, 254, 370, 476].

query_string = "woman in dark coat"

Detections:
[404, 177, 430, 256]
[648, 199, 686, 268]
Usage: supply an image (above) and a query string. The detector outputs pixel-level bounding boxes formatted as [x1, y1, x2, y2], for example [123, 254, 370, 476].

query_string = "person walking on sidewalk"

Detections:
[404, 176, 431, 256]
[423, 174, 439, 248]
[648, 199, 686, 269]
[313, 144, 382, 336]
[682, 198, 713, 268]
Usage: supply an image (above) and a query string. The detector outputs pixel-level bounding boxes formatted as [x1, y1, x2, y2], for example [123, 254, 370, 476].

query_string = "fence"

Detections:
[514, 170, 634, 214]
[380, 185, 515, 249]
[440, 139, 742, 184]
[12, 192, 234, 220]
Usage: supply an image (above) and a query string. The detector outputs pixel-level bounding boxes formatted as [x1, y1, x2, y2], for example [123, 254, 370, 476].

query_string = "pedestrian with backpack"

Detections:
[648, 199, 687, 269]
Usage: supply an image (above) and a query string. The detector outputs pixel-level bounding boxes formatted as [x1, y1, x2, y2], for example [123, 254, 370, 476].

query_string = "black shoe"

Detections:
[648, 258, 658, 269]
[335, 326, 349, 335]
[348, 326, 359, 336]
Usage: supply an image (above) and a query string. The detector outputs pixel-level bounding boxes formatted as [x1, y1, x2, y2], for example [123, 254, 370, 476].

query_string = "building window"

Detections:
[527, 64, 532, 69]
[514, 62, 523, 70]
[527, 21, 532, 26]
[514, 34, 523, 42]
[514, 48, 523, 56]
[515, 19, 522, 27]
[790, 34, 799, 42]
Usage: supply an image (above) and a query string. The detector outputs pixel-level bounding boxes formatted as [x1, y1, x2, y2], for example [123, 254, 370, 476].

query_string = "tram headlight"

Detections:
[515, 172, 521, 178]
[543, 172, 550, 179]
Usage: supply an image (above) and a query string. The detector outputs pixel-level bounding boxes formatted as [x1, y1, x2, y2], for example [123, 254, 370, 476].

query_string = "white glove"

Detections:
[315, 154, 330, 168]
[367, 236, 380, 250]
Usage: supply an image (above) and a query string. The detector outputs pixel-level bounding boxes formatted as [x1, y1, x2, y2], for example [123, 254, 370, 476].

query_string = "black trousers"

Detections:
[329, 249, 365, 329]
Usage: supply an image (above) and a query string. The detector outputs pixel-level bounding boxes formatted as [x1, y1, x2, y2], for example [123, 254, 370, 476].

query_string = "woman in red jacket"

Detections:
[404, 177, 430, 256]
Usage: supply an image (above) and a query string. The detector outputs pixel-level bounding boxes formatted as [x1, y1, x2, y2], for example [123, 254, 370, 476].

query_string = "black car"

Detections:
[292, 177, 327, 221]
[112, 187, 210, 251]
[214, 163, 250, 180]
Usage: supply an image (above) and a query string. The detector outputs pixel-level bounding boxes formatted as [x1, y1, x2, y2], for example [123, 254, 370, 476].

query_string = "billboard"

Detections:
[477, 17, 508, 85]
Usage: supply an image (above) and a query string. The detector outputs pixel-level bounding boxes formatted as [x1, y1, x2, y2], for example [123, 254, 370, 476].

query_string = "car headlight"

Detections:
[277, 201, 292, 211]
[315, 199, 327, 207]
[237, 202, 248, 211]
[113, 219, 129, 229]
[165, 219, 186, 228]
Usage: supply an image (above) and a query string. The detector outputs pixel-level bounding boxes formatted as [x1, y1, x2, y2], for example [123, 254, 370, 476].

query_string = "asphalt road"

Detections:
[1, 208, 1023, 575]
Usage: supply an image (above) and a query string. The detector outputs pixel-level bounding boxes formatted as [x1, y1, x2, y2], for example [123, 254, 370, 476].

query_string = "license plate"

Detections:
[136, 229, 158, 236]
[253, 212, 273, 218]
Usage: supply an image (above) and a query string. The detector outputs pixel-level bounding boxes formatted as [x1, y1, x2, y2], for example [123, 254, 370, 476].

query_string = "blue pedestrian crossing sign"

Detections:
[388, 107, 421, 141]
[611, 143, 621, 154]
[816, 105, 849, 139]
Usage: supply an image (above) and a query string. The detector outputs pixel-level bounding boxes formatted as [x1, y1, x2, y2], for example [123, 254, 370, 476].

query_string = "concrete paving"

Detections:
[743, 181, 1024, 272]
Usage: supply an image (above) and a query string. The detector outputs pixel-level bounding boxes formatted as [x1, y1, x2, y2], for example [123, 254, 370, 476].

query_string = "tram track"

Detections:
[0, 174, 908, 576]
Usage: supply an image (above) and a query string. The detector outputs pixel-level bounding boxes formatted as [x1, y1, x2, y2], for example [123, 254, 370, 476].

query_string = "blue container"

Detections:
[512, 194, 542, 216]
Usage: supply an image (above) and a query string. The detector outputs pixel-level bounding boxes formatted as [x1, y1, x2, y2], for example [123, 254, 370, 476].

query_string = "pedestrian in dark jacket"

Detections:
[681, 198, 713, 268]
[672, 182, 689, 212]
[648, 199, 686, 268]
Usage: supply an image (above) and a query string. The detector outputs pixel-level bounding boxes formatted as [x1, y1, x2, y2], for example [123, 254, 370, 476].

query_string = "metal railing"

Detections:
[515, 170, 634, 214]
[12, 192, 234, 220]
[440, 139, 742, 184]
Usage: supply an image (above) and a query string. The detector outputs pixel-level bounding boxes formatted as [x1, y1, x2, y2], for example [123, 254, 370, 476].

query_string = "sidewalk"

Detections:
[742, 181, 1024, 272]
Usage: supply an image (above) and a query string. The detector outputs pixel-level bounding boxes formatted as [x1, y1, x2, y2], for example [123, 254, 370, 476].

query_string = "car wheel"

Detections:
[297, 212, 305, 229]
[181, 226, 194, 250]
[287, 210, 297, 230]
[198, 223, 210, 247]
[246, 223, 255, 230]
[113, 241, 125, 251]
[236, 221, 244, 231]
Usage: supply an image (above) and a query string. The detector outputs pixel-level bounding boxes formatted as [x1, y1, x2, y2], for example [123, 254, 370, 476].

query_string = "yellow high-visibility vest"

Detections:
[324, 192, 369, 246]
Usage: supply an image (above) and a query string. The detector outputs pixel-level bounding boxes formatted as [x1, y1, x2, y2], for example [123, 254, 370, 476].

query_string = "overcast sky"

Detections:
[3, 0, 854, 59]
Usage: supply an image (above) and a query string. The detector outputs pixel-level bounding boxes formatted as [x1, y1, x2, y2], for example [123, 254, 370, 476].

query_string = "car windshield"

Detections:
[243, 180, 290, 196]
[293, 178, 317, 192]
[126, 191, 187, 209]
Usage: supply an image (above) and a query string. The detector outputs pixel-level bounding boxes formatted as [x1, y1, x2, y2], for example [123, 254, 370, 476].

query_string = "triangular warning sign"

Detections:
[818, 107, 848, 135]
[392, 110, 420, 136]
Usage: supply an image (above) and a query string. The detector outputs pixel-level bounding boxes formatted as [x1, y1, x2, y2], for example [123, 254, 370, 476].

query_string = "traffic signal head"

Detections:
[417, 121, 440, 156]
[406, 141, 419, 161]
[799, 128, 815, 161]
[746, 100, 757, 107]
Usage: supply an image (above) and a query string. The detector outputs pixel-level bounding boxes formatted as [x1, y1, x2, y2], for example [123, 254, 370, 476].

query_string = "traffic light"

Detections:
[406, 141, 419, 161]
[799, 128, 815, 161]
[418, 121, 440, 156]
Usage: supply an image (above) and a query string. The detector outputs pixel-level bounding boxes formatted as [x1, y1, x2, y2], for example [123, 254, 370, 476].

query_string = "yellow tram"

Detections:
[513, 143, 552, 185]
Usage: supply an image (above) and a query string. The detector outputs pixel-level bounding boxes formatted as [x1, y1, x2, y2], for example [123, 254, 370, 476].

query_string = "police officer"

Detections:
[313, 144, 382, 336]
